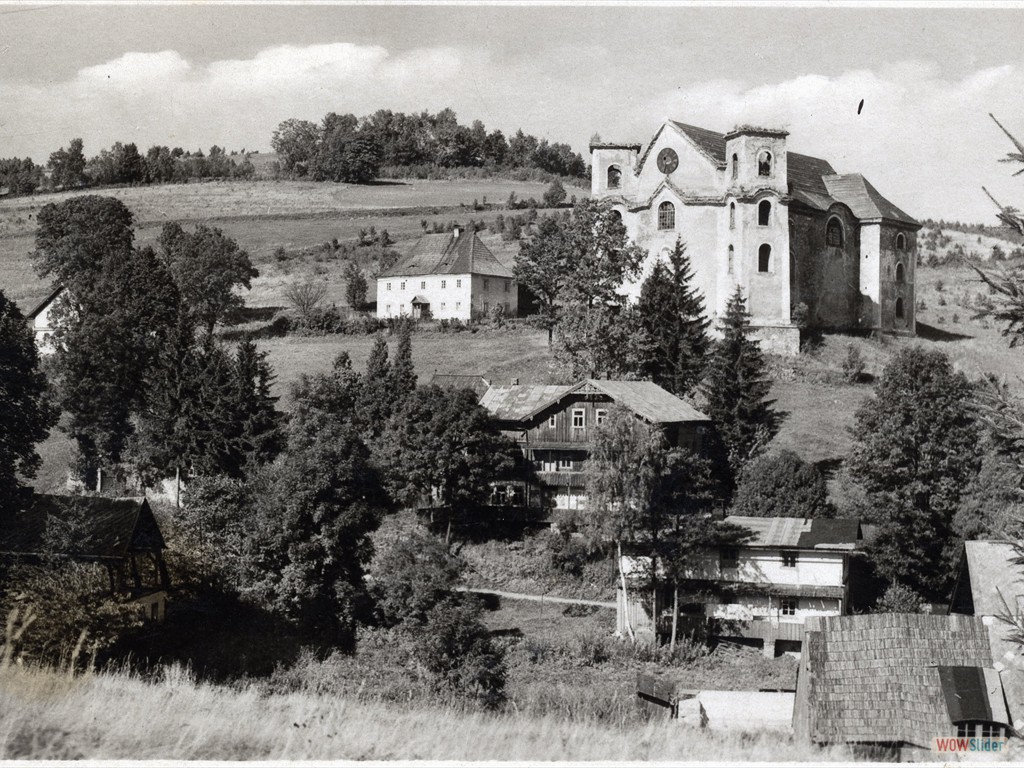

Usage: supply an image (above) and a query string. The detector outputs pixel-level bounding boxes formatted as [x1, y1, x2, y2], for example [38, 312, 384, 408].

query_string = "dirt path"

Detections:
[458, 586, 615, 608]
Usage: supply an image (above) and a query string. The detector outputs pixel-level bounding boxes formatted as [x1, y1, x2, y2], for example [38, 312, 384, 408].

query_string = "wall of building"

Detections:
[592, 147, 640, 199]
[878, 225, 917, 334]
[858, 223, 883, 329]
[790, 206, 861, 330]
[705, 594, 843, 623]
[32, 300, 58, 355]
[685, 548, 846, 588]
[469, 274, 517, 319]
[376, 274, 474, 320]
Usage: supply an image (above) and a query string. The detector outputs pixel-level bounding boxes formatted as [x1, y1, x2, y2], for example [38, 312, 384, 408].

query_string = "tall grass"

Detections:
[0, 657, 856, 761]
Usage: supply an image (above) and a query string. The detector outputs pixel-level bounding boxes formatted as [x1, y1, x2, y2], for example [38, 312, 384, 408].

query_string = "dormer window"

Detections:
[826, 217, 844, 247]
[607, 165, 621, 189]
[758, 200, 771, 226]
[658, 201, 675, 230]
[731, 153, 739, 180]
[758, 151, 773, 177]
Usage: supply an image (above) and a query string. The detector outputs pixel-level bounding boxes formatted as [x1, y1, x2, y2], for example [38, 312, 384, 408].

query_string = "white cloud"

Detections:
[640, 65, 1024, 222]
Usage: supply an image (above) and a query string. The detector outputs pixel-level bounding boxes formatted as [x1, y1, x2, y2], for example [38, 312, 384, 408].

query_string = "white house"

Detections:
[376, 227, 517, 321]
[619, 516, 862, 656]
[25, 285, 67, 355]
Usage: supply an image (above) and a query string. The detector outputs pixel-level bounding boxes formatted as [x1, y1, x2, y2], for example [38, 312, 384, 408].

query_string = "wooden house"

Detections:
[25, 285, 67, 356]
[479, 378, 711, 512]
[793, 613, 1012, 760]
[0, 495, 171, 621]
[619, 516, 862, 654]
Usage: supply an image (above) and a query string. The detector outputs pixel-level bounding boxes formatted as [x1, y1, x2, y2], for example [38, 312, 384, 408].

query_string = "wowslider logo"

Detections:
[934, 736, 1009, 753]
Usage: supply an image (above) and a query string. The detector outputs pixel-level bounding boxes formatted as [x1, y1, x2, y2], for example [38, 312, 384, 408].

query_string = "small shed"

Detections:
[0, 494, 171, 620]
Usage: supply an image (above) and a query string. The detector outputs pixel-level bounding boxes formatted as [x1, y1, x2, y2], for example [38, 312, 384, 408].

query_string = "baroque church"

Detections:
[590, 121, 920, 353]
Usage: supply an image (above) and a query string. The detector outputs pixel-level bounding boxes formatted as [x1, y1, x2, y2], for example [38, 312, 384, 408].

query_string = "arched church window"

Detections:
[728, 245, 734, 274]
[826, 217, 844, 247]
[609, 209, 622, 222]
[758, 200, 771, 226]
[758, 151, 773, 177]
[895, 262, 906, 283]
[658, 201, 675, 230]
[895, 297, 905, 320]
[607, 165, 621, 190]
[758, 244, 771, 273]
[729, 202, 736, 230]
[896, 232, 906, 251]
[731, 154, 739, 180]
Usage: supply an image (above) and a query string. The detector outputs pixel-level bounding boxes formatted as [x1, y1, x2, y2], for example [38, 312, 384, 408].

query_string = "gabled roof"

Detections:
[429, 373, 490, 399]
[378, 230, 514, 279]
[479, 379, 710, 425]
[669, 121, 728, 168]
[0, 495, 164, 561]
[797, 613, 998, 748]
[26, 285, 66, 320]
[822, 173, 920, 227]
[952, 540, 1023, 617]
[723, 516, 861, 550]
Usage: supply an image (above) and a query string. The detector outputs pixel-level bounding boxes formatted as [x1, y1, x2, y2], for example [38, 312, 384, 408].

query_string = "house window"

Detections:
[441, 280, 446, 289]
[484, 279, 490, 290]
[731, 153, 738, 180]
[456, 302, 461, 310]
[782, 551, 798, 568]
[720, 547, 738, 569]
[758, 200, 771, 226]
[484, 301, 490, 313]
[729, 202, 736, 230]
[595, 408, 608, 425]
[758, 150, 772, 177]
[895, 262, 906, 283]
[607, 165, 621, 189]
[758, 244, 771, 273]
[386, 282, 392, 291]
[957, 722, 1006, 739]
[400, 304, 405, 314]
[571, 408, 585, 429]
[548, 414, 556, 428]
[504, 301, 510, 313]
[421, 281, 426, 290]
[457, 279, 462, 288]
[386, 304, 391, 313]
[557, 456, 573, 472]
[895, 297, 905, 320]
[728, 245, 734, 274]
[826, 217, 844, 247]
[400, 281, 406, 290]
[658, 201, 675, 230]
[780, 598, 797, 616]
[441, 303, 446, 310]
[896, 232, 907, 251]
[504, 281, 510, 293]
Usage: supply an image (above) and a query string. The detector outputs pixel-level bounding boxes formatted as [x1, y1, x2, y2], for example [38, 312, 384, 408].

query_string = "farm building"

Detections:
[376, 226, 517, 321]
[0, 494, 171, 621]
[25, 285, 68, 356]
[619, 516, 862, 653]
[479, 378, 710, 512]
[591, 121, 921, 353]
[793, 613, 1014, 760]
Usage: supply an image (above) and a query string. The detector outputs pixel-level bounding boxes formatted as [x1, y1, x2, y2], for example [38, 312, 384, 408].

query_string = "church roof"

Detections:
[378, 230, 514, 279]
[652, 121, 918, 226]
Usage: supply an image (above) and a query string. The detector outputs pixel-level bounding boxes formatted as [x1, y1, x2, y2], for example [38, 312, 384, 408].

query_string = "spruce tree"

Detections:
[637, 237, 710, 396]
[231, 339, 283, 473]
[358, 333, 394, 436]
[701, 286, 777, 483]
[390, 321, 417, 401]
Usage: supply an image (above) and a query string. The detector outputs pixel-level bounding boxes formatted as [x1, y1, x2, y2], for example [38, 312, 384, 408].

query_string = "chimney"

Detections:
[511, 377, 519, 385]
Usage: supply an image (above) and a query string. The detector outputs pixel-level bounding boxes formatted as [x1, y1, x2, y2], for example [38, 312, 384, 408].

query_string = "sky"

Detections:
[1, 3, 1022, 222]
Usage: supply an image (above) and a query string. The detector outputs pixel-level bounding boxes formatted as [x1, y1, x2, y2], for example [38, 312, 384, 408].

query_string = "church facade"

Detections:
[590, 121, 920, 353]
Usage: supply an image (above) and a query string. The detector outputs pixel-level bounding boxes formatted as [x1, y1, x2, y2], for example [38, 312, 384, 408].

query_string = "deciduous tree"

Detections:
[731, 450, 832, 519]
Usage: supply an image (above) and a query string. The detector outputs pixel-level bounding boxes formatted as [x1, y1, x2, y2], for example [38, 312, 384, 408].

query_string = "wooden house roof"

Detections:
[0, 494, 165, 561]
[428, 373, 490, 399]
[796, 613, 999, 749]
[378, 229, 514, 279]
[479, 379, 710, 425]
[26, 285, 66, 320]
[723, 516, 861, 551]
[950, 540, 1023, 618]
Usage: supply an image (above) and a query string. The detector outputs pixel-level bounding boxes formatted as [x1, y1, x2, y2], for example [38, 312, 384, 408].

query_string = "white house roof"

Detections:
[724, 516, 862, 550]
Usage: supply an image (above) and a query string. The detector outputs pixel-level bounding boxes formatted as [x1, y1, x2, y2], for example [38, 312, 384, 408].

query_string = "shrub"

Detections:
[284, 277, 328, 322]
[841, 344, 866, 384]
[731, 450, 832, 518]
[542, 179, 567, 208]
[370, 529, 463, 628]
[873, 583, 923, 614]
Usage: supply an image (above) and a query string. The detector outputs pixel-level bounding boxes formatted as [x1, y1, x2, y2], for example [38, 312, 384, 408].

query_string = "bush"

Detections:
[370, 529, 463, 628]
[841, 344, 865, 383]
[873, 583, 923, 614]
[731, 450, 832, 518]
[542, 179, 567, 207]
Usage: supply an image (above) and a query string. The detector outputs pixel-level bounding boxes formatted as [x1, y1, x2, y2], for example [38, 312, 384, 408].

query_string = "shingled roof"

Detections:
[822, 173, 919, 226]
[480, 379, 710, 425]
[429, 373, 491, 399]
[723, 516, 861, 550]
[794, 613, 1001, 749]
[0, 495, 165, 561]
[378, 230, 514, 279]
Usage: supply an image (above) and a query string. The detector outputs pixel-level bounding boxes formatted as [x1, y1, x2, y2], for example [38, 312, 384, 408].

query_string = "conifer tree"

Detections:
[636, 237, 710, 396]
[231, 339, 283, 473]
[358, 333, 394, 436]
[390, 321, 417, 401]
[701, 286, 777, 483]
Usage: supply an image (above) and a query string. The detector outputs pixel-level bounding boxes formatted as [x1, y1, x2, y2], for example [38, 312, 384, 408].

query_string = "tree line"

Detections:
[271, 107, 588, 184]
[0, 138, 255, 197]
